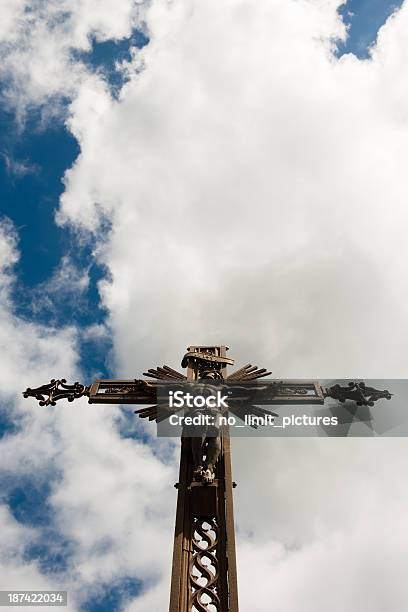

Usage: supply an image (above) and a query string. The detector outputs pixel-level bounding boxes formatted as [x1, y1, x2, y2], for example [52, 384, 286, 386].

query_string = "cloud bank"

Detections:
[56, 0, 408, 379]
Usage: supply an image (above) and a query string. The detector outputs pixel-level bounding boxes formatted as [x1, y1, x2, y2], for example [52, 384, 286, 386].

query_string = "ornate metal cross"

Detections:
[23, 345, 391, 611]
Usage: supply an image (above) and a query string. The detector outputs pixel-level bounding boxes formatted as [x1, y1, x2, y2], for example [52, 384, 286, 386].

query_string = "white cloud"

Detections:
[232, 436, 408, 611]
[26, 255, 90, 319]
[1, 154, 39, 178]
[49, 401, 176, 585]
[238, 495, 408, 612]
[0, 0, 145, 121]
[0, 505, 70, 608]
[0, 218, 19, 283]
[56, 0, 408, 379]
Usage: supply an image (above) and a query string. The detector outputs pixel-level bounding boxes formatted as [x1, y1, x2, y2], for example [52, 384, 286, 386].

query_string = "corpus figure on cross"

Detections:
[187, 370, 224, 484]
[187, 370, 277, 484]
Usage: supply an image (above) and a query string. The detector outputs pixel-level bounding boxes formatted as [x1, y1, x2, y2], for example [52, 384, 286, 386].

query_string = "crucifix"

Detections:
[23, 345, 392, 612]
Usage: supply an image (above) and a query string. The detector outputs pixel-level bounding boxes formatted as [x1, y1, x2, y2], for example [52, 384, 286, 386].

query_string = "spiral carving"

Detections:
[189, 518, 220, 611]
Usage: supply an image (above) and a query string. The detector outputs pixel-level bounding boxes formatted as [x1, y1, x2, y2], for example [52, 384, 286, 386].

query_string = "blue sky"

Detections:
[0, 1, 406, 611]
[337, 0, 402, 57]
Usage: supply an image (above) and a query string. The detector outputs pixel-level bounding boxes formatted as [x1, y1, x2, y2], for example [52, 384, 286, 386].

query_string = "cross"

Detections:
[23, 345, 392, 612]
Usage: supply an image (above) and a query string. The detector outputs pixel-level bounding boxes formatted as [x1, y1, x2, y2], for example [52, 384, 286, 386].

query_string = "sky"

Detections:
[1, 0, 408, 610]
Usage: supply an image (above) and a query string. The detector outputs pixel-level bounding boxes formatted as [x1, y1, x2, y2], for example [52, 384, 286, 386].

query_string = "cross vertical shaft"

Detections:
[169, 346, 239, 612]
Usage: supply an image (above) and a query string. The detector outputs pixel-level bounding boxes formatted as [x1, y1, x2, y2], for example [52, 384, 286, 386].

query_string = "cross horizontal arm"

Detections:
[230, 380, 392, 406]
[23, 378, 392, 411]
[22, 378, 159, 406]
